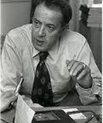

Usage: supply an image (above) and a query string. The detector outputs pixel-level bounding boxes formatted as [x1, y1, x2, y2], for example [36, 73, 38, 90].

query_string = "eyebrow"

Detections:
[33, 17, 56, 27]
[33, 18, 40, 22]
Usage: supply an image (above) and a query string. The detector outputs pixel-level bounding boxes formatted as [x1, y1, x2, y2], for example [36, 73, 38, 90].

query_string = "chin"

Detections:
[35, 45, 48, 52]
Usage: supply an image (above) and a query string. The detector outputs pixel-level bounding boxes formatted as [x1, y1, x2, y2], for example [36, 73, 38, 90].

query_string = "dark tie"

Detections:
[31, 52, 54, 106]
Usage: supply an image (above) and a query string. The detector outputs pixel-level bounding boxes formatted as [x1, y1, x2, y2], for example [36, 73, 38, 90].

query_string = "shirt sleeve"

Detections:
[75, 39, 102, 105]
[0, 33, 23, 112]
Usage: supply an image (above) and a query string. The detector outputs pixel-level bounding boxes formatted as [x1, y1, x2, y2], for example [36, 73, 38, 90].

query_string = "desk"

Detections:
[1, 106, 101, 123]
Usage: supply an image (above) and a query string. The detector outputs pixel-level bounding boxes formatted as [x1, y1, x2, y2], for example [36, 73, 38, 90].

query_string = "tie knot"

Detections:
[39, 52, 49, 61]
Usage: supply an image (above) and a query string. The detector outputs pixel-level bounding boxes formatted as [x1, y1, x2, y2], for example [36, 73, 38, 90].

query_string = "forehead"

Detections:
[33, 3, 63, 25]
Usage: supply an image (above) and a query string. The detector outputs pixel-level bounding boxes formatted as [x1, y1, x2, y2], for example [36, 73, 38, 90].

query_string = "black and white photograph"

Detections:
[0, 0, 102, 123]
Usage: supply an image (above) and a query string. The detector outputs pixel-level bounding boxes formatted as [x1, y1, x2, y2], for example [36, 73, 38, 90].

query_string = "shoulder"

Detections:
[7, 24, 32, 40]
[61, 29, 87, 45]
[59, 29, 89, 58]
[61, 29, 87, 50]
[4, 24, 32, 47]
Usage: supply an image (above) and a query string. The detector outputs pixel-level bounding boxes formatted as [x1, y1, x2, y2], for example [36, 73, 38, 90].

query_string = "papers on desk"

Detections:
[15, 95, 35, 123]
[15, 95, 87, 123]
[62, 108, 86, 120]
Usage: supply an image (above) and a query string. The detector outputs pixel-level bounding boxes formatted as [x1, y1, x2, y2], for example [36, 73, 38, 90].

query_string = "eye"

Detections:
[33, 19, 41, 27]
[47, 25, 55, 32]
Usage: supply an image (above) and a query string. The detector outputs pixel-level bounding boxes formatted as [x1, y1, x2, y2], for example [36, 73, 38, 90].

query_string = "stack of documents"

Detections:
[87, 7, 102, 27]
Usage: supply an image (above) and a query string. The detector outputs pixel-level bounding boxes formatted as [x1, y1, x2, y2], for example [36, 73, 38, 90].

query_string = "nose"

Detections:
[38, 25, 46, 37]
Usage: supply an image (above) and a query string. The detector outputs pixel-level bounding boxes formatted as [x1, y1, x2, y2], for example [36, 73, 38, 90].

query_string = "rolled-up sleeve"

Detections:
[76, 39, 102, 105]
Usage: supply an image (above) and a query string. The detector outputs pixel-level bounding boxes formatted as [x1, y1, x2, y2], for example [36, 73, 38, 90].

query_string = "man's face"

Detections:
[32, 3, 63, 51]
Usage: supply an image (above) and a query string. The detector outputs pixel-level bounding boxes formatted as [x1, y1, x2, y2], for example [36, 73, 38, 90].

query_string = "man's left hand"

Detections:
[66, 60, 92, 89]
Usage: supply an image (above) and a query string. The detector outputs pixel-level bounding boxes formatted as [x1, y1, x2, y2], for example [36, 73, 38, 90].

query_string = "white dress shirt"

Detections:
[0, 24, 101, 109]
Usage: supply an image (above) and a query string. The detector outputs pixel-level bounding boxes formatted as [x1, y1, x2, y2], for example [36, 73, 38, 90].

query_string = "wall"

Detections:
[90, 27, 102, 72]
[69, 0, 80, 31]
[79, 24, 102, 72]
[1, 0, 31, 36]
[79, 7, 102, 72]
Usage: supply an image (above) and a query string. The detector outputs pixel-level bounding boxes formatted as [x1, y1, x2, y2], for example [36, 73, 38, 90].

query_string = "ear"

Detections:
[62, 24, 69, 30]
[60, 24, 68, 34]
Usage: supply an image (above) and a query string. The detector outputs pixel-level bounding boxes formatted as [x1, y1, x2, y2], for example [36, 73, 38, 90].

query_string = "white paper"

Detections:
[15, 95, 35, 123]
[62, 108, 87, 120]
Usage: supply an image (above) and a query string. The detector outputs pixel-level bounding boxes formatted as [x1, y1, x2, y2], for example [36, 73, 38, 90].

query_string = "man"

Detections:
[0, 0, 101, 112]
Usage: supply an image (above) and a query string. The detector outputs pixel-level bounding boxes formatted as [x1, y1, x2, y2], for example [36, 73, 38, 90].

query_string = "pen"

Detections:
[15, 78, 24, 94]
[9, 78, 24, 107]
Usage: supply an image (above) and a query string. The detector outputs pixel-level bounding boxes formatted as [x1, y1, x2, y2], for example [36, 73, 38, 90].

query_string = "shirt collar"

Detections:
[32, 47, 39, 58]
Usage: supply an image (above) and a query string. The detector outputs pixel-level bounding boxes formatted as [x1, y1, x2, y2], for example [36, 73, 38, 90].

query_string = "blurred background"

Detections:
[0, 0, 102, 72]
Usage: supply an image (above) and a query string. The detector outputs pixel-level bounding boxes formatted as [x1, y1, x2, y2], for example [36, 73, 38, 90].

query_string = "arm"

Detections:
[0, 33, 23, 112]
[66, 40, 102, 105]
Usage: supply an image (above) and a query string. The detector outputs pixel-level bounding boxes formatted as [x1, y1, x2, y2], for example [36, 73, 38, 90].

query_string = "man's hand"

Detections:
[0, 91, 18, 112]
[66, 60, 92, 89]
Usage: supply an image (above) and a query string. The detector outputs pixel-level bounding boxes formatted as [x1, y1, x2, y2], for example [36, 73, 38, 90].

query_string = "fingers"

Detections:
[66, 60, 76, 72]
[70, 62, 83, 77]
[66, 60, 92, 88]
[66, 60, 89, 80]
[77, 66, 90, 80]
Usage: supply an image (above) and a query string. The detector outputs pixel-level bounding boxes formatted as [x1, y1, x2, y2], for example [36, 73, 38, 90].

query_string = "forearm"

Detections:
[76, 78, 102, 105]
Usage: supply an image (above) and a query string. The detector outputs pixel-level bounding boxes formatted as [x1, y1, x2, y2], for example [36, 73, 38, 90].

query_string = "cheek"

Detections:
[32, 28, 37, 37]
[32, 26, 39, 37]
[47, 34, 59, 47]
[49, 32, 60, 41]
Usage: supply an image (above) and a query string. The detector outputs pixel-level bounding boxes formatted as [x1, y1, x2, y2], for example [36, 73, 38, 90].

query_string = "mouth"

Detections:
[36, 39, 44, 46]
